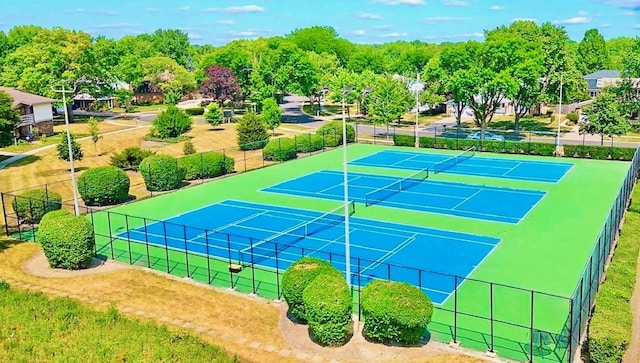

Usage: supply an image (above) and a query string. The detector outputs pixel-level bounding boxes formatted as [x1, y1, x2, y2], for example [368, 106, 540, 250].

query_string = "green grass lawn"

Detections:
[89, 144, 630, 363]
[0, 132, 89, 153]
[0, 282, 236, 362]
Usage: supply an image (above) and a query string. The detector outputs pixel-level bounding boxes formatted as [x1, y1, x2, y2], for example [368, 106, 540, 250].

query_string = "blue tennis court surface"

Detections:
[116, 200, 500, 304]
[262, 170, 545, 224]
[350, 149, 573, 183]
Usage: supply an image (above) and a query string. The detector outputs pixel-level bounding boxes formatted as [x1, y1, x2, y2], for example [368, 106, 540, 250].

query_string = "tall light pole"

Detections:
[556, 75, 563, 155]
[414, 72, 421, 148]
[342, 87, 352, 290]
[52, 84, 80, 215]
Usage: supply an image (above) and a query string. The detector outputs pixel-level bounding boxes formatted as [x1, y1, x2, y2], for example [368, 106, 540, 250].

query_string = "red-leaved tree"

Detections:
[200, 65, 241, 105]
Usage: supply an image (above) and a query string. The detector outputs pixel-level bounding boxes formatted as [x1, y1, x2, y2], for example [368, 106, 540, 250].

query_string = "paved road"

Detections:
[280, 94, 326, 126]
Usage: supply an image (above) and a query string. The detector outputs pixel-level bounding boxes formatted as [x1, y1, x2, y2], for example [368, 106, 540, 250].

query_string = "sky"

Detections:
[0, 0, 638, 45]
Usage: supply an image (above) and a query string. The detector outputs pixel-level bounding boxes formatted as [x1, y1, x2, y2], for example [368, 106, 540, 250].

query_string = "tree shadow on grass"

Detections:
[3, 155, 41, 168]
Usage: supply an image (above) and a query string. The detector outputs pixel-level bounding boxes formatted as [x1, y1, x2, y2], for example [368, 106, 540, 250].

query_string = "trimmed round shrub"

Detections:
[294, 134, 324, 153]
[12, 188, 62, 223]
[566, 112, 579, 122]
[139, 155, 185, 192]
[303, 270, 352, 346]
[361, 280, 433, 345]
[185, 107, 205, 116]
[36, 210, 95, 270]
[263, 138, 297, 161]
[179, 152, 234, 180]
[316, 121, 355, 147]
[78, 166, 130, 206]
[237, 112, 269, 150]
[282, 257, 335, 322]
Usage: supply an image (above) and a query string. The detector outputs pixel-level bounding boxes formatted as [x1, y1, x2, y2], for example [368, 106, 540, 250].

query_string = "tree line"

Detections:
[0, 22, 638, 142]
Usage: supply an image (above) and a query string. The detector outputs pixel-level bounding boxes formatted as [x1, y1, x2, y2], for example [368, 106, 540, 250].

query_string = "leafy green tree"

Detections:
[0, 90, 20, 147]
[87, 118, 102, 154]
[286, 26, 354, 66]
[369, 77, 413, 137]
[607, 37, 636, 71]
[141, 56, 196, 100]
[149, 105, 192, 139]
[583, 91, 630, 145]
[611, 79, 640, 120]
[347, 46, 387, 74]
[146, 29, 192, 69]
[577, 29, 610, 75]
[261, 98, 282, 135]
[236, 112, 269, 150]
[57, 133, 83, 162]
[115, 89, 134, 109]
[205, 103, 223, 127]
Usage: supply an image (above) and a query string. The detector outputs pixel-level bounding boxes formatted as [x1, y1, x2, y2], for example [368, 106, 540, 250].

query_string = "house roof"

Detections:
[583, 70, 620, 79]
[0, 87, 55, 107]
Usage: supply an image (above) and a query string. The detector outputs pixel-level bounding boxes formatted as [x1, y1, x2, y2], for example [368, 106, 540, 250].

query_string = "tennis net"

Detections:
[239, 201, 356, 266]
[433, 146, 476, 174]
[365, 168, 429, 207]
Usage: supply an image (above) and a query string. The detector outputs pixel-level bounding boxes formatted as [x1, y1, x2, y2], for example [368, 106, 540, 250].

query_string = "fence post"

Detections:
[489, 282, 495, 353]
[250, 238, 257, 295]
[205, 231, 211, 284]
[125, 215, 132, 264]
[144, 218, 150, 268]
[227, 234, 234, 289]
[243, 150, 247, 172]
[529, 291, 535, 363]
[1, 193, 9, 236]
[568, 298, 574, 363]
[162, 222, 170, 273]
[107, 212, 114, 259]
[200, 152, 204, 184]
[387, 263, 391, 281]
[578, 278, 584, 334]
[275, 242, 280, 299]
[28, 197, 35, 242]
[357, 257, 362, 321]
[183, 225, 190, 278]
[453, 275, 458, 344]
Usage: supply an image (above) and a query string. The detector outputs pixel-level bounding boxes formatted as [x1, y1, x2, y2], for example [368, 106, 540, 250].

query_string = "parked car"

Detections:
[466, 131, 505, 141]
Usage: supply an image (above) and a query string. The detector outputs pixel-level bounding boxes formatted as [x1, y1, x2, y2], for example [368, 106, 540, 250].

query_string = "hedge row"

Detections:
[317, 121, 355, 147]
[184, 107, 205, 116]
[263, 130, 348, 162]
[140, 155, 186, 192]
[12, 188, 62, 223]
[263, 138, 298, 162]
[395, 134, 637, 161]
[564, 144, 636, 161]
[36, 210, 95, 270]
[179, 152, 234, 180]
[587, 187, 640, 362]
[281, 257, 335, 322]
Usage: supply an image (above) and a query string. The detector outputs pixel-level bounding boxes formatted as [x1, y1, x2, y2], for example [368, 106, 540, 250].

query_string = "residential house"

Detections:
[0, 87, 55, 138]
[72, 80, 131, 110]
[584, 70, 640, 98]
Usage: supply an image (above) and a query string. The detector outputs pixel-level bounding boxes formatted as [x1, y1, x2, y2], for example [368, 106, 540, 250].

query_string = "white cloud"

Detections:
[552, 16, 589, 25]
[177, 6, 190, 11]
[188, 33, 203, 40]
[359, 13, 383, 20]
[379, 31, 408, 38]
[352, 29, 366, 36]
[64, 8, 85, 14]
[634, 24, 640, 28]
[621, 10, 637, 15]
[443, 0, 470, 6]
[373, 0, 425, 6]
[145, 7, 159, 12]
[216, 20, 236, 25]
[600, 23, 612, 28]
[490, 5, 505, 10]
[225, 5, 265, 13]
[577, 10, 588, 16]
[512, 17, 537, 22]
[95, 10, 118, 16]
[373, 24, 394, 30]
[595, 0, 640, 9]
[225, 29, 267, 38]
[423, 16, 464, 24]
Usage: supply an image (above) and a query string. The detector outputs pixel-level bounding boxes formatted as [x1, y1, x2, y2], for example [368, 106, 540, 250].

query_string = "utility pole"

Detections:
[52, 84, 80, 215]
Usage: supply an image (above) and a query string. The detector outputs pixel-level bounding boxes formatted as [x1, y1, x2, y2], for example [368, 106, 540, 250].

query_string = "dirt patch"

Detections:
[22, 252, 131, 278]
[278, 305, 490, 363]
[140, 140, 169, 149]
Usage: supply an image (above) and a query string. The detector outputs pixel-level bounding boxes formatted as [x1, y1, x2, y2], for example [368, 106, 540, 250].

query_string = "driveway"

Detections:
[280, 94, 324, 126]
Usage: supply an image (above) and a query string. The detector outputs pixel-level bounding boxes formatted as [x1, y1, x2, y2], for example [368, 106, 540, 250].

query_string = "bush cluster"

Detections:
[263, 138, 298, 161]
[139, 155, 185, 192]
[184, 107, 205, 116]
[303, 270, 352, 346]
[110, 147, 155, 170]
[410, 136, 557, 157]
[12, 188, 62, 223]
[149, 105, 192, 139]
[179, 152, 234, 180]
[36, 210, 95, 270]
[77, 166, 130, 206]
[316, 121, 355, 147]
[361, 280, 433, 345]
[587, 188, 640, 362]
[295, 134, 325, 153]
[566, 113, 579, 122]
[281, 257, 335, 321]
[563, 145, 636, 161]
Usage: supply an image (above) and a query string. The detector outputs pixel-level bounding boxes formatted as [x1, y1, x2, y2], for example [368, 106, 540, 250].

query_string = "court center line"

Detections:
[359, 233, 418, 276]
[450, 189, 484, 211]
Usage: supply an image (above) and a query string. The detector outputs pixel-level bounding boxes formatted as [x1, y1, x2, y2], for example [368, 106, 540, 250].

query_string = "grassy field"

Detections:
[90, 143, 630, 362]
[0, 281, 237, 362]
